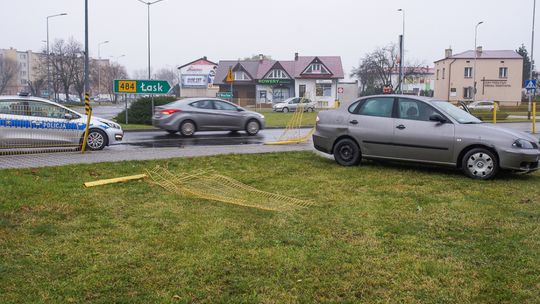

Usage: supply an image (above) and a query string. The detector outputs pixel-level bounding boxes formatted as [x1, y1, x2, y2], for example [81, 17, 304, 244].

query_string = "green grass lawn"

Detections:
[259, 110, 317, 128]
[120, 123, 158, 130]
[1, 152, 539, 303]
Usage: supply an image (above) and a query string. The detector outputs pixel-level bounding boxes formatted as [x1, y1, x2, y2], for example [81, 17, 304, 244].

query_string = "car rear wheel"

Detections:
[180, 120, 196, 137]
[245, 120, 260, 136]
[307, 107, 314, 112]
[334, 138, 361, 166]
[462, 148, 499, 180]
[86, 129, 108, 151]
[282, 107, 289, 113]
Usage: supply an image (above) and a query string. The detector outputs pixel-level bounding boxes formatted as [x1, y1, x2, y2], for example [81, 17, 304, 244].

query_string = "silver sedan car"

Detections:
[313, 95, 540, 180]
[152, 98, 265, 136]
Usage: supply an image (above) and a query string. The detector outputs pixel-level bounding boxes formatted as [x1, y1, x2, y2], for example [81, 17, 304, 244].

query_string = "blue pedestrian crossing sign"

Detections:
[525, 79, 537, 91]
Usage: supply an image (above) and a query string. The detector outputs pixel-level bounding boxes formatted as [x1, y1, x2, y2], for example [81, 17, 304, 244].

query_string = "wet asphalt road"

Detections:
[111, 128, 312, 150]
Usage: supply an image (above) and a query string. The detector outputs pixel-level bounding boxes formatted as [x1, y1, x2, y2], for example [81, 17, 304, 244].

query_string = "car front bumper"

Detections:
[105, 129, 123, 145]
[498, 148, 540, 172]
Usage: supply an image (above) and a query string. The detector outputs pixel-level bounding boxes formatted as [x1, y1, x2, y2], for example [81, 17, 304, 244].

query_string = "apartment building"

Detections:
[434, 48, 523, 104]
[0, 48, 44, 95]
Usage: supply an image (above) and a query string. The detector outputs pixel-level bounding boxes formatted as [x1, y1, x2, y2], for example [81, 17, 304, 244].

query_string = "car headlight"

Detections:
[99, 120, 121, 130]
[512, 139, 537, 149]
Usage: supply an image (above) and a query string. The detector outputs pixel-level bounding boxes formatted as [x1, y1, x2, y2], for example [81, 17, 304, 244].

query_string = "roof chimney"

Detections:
[203, 56, 207, 60]
[476, 46, 483, 54]
[445, 48, 452, 58]
[258, 54, 264, 62]
[295, 52, 299, 61]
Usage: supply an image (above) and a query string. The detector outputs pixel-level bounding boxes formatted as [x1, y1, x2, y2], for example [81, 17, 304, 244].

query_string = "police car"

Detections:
[0, 94, 123, 151]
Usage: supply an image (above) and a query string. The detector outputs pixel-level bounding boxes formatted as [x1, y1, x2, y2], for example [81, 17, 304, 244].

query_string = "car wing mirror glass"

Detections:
[64, 113, 74, 120]
[429, 114, 446, 123]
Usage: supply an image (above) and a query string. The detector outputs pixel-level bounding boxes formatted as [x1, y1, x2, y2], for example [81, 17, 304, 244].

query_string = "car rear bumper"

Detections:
[313, 132, 333, 154]
[499, 148, 540, 172]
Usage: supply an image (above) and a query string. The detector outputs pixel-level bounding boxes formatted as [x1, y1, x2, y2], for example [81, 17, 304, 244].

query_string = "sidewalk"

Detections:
[0, 144, 313, 170]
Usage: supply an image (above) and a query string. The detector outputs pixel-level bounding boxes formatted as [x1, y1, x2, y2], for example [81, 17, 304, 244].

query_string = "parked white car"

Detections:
[272, 97, 316, 113]
[468, 100, 499, 111]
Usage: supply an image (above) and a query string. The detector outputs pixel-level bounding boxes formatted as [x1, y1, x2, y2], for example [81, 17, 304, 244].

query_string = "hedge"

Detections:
[114, 96, 178, 125]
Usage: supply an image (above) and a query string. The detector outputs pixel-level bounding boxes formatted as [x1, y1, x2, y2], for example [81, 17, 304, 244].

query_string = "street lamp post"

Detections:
[97, 40, 110, 100]
[473, 21, 484, 102]
[46, 12, 67, 100]
[397, 9, 405, 94]
[136, 0, 166, 114]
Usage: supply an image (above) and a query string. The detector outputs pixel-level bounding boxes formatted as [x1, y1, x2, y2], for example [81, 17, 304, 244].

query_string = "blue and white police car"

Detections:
[0, 94, 123, 151]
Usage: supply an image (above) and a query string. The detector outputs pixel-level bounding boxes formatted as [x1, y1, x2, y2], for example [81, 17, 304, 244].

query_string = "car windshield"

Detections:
[433, 101, 483, 124]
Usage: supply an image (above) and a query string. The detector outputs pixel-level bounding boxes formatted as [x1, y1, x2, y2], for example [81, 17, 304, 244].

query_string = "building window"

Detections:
[299, 85, 306, 97]
[463, 87, 472, 99]
[267, 69, 288, 79]
[316, 83, 332, 97]
[234, 71, 250, 81]
[499, 67, 508, 78]
[442, 68, 446, 79]
[464, 67, 472, 78]
[305, 63, 329, 74]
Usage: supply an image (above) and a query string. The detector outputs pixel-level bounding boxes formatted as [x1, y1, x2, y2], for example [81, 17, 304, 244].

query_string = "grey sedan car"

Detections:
[313, 95, 540, 179]
[152, 98, 265, 136]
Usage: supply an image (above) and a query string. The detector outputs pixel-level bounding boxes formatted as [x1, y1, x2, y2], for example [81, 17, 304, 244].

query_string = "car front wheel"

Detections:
[86, 129, 108, 151]
[334, 138, 361, 166]
[462, 148, 499, 180]
[282, 107, 289, 113]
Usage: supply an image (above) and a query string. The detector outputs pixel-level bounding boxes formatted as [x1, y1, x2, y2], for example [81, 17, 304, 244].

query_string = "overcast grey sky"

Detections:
[0, 0, 535, 79]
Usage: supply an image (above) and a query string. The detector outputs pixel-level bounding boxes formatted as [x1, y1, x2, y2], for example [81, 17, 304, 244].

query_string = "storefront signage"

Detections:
[257, 79, 292, 85]
[182, 75, 208, 87]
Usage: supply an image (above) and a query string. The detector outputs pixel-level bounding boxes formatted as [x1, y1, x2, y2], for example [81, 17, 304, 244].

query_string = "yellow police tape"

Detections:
[145, 166, 313, 212]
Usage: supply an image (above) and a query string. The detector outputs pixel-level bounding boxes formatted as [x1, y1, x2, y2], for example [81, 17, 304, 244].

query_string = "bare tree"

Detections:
[49, 38, 84, 101]
[155, 67, 178, 85]
[0, 57, 19, 95]
[102, 62, 128, 102]
[351, 43, 423, 95]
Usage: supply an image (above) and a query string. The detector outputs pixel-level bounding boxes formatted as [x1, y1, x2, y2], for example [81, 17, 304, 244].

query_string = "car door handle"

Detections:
[396, 124, 406, 130]
[349, 120, 358, 125]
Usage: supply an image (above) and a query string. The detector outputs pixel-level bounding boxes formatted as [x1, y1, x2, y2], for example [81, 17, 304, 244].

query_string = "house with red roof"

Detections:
[214, 53, 345, 108]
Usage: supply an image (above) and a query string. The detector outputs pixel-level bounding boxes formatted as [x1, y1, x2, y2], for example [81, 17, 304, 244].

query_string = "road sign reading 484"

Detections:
[114, 79, 171, 94]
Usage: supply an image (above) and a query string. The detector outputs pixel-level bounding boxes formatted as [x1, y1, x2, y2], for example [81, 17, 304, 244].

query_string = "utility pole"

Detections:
[529, 0, 536, 120]
[397, 9, 405, 94]
[81, 0, 92, 153]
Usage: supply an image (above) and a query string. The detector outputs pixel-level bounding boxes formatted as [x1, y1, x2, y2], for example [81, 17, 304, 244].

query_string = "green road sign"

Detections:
[113, 79, 171, 94]
[217, 92, 232, 99]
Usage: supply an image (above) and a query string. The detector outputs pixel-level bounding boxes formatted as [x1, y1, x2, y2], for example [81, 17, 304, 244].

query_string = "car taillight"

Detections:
[161, 109, 181, 115]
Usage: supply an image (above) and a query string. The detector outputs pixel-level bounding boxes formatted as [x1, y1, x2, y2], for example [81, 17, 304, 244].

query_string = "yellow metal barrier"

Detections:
[83, 174, 147, 188]
[265, 93, 316, 145]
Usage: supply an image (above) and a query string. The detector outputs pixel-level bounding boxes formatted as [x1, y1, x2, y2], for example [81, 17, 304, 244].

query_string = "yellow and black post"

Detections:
[81, 93, 92, 153]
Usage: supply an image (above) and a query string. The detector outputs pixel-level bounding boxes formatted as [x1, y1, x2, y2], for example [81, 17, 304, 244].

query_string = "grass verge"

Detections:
[1, 152, 539, 303]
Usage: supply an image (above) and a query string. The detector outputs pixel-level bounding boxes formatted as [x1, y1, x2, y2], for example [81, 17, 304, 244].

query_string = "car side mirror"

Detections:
[64, 113, 74, 120]
[429, 114, 446, 123]
[237, 108, 245, 112]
